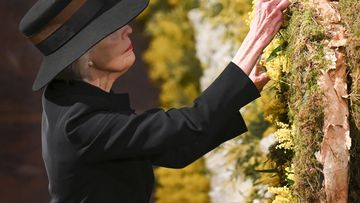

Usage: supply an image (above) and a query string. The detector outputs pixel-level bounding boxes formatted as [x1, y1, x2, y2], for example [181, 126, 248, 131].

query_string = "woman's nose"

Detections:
[121, 25, 132, 38]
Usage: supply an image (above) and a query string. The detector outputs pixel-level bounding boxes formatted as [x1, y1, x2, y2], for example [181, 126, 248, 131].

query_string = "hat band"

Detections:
[29, 0, 87, 45]
[29, 0, 103, 55]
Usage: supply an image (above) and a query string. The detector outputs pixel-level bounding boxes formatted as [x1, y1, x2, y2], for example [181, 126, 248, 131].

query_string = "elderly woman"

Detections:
[19, 0, 289, 202]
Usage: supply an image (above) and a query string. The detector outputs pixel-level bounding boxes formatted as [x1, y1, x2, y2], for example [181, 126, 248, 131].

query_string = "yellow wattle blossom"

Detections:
[155, 159, 210, 203]
[274, 122, 294, 150]
[285, 164, 295, 183]
[268, 186, 296, 203]
[260, 90, 288, 124]
[262, 37, 290, 89]
[143, 3, 202, 109]
[143, 1, 210, 202]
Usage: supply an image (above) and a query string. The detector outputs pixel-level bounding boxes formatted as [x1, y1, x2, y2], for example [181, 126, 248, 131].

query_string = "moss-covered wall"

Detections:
[284, 2, 325, 200]
[141, 0, 360, 201]
[339, 0, 360, 201]
[263, 0, 359, 201]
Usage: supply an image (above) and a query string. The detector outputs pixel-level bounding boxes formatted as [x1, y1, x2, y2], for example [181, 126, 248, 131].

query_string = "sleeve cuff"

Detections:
[196, 61, 261, 115]
[219, 110, 248, 142]
[227, 62, 261, 108]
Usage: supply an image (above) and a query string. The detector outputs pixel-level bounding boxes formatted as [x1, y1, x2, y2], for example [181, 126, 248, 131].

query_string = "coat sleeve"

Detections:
[64, 62, 260, 163]
[149, 110, 248, 168]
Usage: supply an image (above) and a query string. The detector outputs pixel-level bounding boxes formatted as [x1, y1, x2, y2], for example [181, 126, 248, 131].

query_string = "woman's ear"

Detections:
[71, 52, 91, 79]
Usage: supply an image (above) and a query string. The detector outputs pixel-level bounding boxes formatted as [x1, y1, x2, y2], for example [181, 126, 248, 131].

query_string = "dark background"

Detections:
[0, 1, 159, 202]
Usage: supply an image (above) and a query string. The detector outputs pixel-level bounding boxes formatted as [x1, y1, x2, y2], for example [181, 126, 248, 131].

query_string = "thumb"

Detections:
[255, 63, 262, 76]
[259, 72, 270, 83]
[255, 72, 271, 91]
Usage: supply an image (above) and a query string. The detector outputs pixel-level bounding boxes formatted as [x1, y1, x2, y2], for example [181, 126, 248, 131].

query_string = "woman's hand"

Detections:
[232, 0, 290, 75]
[249, 0, 290, 48]
[249, 62, 270, 92]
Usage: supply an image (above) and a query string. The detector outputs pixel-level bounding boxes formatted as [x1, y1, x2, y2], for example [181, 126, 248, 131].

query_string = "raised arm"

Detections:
[232, 0, 290, 74]
[149, 0, 290, 167]
[62, 0, 290, 165]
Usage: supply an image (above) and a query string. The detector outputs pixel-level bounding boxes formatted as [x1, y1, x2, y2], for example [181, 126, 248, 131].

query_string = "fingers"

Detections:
[249, 64, 257, 78]
[276, 0, 290, 11]
[249, 61, 271, 91]
[260, 72, 270, 83]
[258, 0, 287, 9]
[271, 16, 284, 35]
[257, 0, 271, 3]
[252, 62, 267, 78]
[268, 12, 283, 32]
[255, 62, 263, 75]
[252, 71, 270, 92]
[249, 0, 288, 49]
[264, 0, 289, 18]
[257, 72, 270, 91]
[271, 0, 282, 6]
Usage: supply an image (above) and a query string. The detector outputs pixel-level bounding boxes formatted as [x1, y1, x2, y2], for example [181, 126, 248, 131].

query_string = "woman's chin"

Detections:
[128, 53, 136, 66]
[106, 53, 136, 74]
[119, 57, 136, 73]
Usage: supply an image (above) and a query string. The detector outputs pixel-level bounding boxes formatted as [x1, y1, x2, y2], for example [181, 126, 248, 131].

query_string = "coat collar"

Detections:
[45, 79, 133, 112]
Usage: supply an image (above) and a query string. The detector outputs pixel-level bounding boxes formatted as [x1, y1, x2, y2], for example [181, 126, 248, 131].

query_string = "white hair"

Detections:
[55, 52, 90, 80]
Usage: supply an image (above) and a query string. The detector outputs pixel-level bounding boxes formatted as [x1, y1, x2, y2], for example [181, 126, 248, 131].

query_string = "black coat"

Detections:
[41, 62, 260, 203]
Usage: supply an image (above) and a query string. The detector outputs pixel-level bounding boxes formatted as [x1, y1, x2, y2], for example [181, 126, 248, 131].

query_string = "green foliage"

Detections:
[266, 42, 288, 63]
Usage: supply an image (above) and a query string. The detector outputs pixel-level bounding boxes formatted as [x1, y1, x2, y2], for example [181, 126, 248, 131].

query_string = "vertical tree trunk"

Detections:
[312, 0, 351, 202]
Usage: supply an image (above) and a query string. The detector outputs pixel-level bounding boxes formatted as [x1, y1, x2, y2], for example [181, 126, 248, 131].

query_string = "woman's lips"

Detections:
[125, 44, 133, 52]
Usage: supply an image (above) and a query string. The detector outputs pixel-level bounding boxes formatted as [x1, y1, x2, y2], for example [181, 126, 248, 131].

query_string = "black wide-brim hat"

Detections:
[19, 0, 149, 91]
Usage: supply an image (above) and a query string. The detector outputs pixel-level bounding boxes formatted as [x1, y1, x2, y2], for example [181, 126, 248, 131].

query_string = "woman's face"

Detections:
[88, 25, 135, 73]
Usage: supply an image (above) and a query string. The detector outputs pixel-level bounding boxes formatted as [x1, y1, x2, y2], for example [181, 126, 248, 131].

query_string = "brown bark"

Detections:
[312, 0, 351, 202]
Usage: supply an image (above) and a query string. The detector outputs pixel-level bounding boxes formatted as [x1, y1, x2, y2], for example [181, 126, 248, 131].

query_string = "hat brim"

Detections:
[32, 0, 149, 91]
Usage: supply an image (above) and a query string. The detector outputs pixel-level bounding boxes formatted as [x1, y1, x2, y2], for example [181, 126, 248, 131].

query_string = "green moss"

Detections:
[282, 0, 360, 201]
[339, 0, 360, 128]
[291, 92, 324, 201]
[301, 11, 325, 41]
[339, 0, 360, 201]
[288, 61, 324, 200]
[279, 0, 326, 201]
[340, 0, 360, 37]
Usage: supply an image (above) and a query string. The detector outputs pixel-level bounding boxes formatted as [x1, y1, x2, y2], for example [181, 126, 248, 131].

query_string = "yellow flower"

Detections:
[268, 186, 296, 203]
[274, 122, 294, 150]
